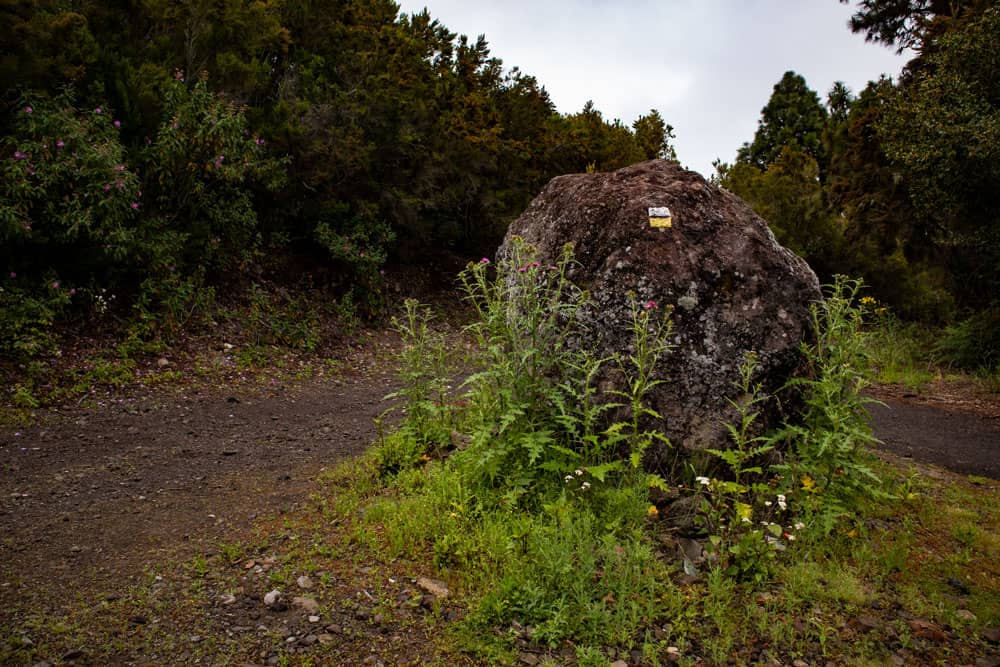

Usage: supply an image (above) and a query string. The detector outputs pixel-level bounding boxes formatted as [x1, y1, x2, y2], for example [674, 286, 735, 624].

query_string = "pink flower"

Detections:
[130, 202, 139, 210]
[69, 288, 76, 295]
[113, 120, 121, 129]
[95, 107, 102, 114]
[24, 105, 32, 114]
[13, 151, 27, 160]
[643, 300, 658, 310]
[174, 69, 184, 81]
[56, 140, 65, 149]
[479, 257, 490, 264]
[51, 281, 60, 289]
[8, 272, 15, 279]
[114, 164, 125, 172]
[103, 183, 112, 192]
[213, 155, 224, 167]
[255, 137, 265, 145]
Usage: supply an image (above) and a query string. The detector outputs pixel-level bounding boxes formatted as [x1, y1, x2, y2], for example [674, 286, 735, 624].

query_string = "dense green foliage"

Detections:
[369, 249, 889, 659]
[1, 0, 675, 360]
[719, 3, 999, 368]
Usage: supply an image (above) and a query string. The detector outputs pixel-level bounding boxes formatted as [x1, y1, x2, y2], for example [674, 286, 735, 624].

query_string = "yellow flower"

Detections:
[647, 505, 659, 517]
[801, 474, 816, 493]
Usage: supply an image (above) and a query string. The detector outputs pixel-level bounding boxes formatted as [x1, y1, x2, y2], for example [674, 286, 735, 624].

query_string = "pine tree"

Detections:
[737, 71, 828, 172]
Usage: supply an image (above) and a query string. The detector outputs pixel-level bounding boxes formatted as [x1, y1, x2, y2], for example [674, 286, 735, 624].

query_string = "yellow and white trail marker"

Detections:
[648, 206, 672, 229]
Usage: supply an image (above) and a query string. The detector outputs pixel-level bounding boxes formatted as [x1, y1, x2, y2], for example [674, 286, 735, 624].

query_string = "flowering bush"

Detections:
[0, 95, 141, 359]
[142, 78, 287, 278]
[1, 94, 141, 269]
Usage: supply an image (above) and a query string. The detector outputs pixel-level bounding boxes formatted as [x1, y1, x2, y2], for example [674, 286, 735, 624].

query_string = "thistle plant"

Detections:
[446, 238, 675, 510]
[772, 276, 890, 533]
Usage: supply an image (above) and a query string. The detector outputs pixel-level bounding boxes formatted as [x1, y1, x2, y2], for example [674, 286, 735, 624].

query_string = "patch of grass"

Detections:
[864, 316, 939, 391]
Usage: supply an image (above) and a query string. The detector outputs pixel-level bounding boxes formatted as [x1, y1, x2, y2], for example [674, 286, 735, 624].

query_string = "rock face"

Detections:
[499, 160, 821, 456]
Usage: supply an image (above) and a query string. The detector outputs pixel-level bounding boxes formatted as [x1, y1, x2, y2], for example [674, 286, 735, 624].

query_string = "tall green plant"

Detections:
[453, 239, 672, 510]
[777, 276, 888, 532]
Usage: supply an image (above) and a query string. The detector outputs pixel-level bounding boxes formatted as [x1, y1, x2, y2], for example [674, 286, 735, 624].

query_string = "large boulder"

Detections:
[498, 160, 821, 456]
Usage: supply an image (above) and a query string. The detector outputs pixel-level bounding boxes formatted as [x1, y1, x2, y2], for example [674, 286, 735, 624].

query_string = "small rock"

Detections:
[416, 577, 450, 599]
[611, 661, 628, 667]
[219, 594, 237, 605]
[292, 596, 320, 613]
[297, 575, 314, 590]
[263, 589, 282, 607]
[308, 615, 320, 623]
[317, 634, 335, 644]
[793, 660, 809, 667]
[982, 628, 1000, 643]
[975, 657, 1000, 667]
[31, 662, 52, 667]
[907, 618, 949, 641]
[325, 624, 341, 634]
[157, 358, 170, 368]
[851, 614, 882, 632]
[956, 609, 977, 622]
[300, 634, 318, 646]
[947, 577, 971, 595]
[190, 635, 202, 643]
[519, 653, 539, 666]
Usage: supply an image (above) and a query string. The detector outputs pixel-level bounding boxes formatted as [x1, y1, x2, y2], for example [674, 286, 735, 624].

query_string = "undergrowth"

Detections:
[364, 242, 915, 662]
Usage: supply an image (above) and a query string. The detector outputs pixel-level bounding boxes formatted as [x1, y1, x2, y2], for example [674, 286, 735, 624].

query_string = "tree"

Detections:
[737, 71, 828, 172]
[632, 109, 677, 161]
[839, 0, 989, 53]
[876, 7, 1000, 310]
[826, 79, 955, 319]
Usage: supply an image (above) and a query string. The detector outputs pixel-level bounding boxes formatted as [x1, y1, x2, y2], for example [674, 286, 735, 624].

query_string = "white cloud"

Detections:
[397, 0, 911, 177]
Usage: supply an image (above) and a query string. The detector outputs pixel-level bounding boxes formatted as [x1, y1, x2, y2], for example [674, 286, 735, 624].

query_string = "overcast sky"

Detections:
[395, 0, 911, 177]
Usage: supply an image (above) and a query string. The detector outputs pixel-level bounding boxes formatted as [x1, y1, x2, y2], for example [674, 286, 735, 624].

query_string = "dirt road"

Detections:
[869, 398, 1000, 479]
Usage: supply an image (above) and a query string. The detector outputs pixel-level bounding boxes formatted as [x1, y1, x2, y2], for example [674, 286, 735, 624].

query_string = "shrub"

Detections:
[1, 95, 141, 358]
[934, 308, 1000, 371]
